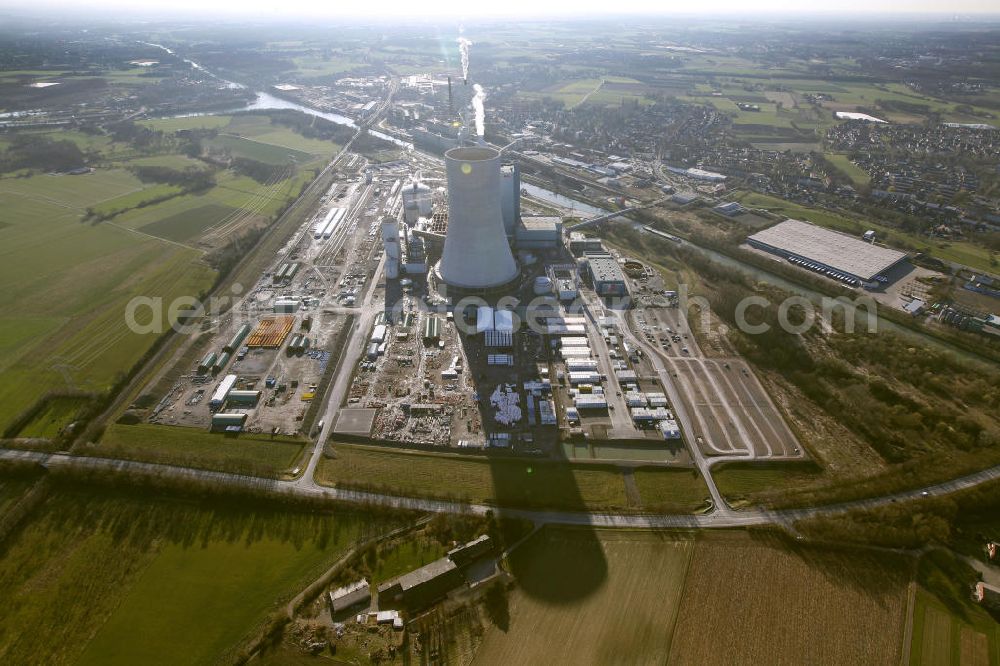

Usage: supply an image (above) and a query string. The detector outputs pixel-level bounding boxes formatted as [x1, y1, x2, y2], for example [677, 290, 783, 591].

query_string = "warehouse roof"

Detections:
[397, 557, 458, 592]
[748, 219, 907, 281]
[588, 254, 626, 284]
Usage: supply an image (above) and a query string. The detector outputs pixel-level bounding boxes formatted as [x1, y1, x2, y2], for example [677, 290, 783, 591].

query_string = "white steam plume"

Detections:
[457, 37, 472, 82]
[472, 84, 486, 137]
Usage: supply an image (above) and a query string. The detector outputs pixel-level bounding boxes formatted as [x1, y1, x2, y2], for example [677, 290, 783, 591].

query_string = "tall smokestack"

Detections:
[447, 75, 453, 112]
[438, 146, 518, 290]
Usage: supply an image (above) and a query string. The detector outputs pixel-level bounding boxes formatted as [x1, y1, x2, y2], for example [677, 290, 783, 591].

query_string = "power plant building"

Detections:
[438, 146, 518, 291]
[586, 254, 629, 297]
[515, 216, 562, 250]
[569, 233, 605, 256]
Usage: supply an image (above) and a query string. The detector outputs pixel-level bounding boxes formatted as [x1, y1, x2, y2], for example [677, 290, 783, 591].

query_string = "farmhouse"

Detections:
[329, 578, 371, 614]
[377, 557, 464, 610]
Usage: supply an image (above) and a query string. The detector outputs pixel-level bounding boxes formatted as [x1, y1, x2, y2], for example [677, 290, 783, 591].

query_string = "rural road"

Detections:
[3, 448, 999, 530]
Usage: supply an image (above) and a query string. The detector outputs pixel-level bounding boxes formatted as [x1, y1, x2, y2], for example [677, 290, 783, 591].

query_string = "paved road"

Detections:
[609, 308, 730, 511]
[301, 251, 386, 486]
[4, 448, 999, 530]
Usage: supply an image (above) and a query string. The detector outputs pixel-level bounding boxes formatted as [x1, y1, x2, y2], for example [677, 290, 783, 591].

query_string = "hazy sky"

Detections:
[3, 0, 999, 18]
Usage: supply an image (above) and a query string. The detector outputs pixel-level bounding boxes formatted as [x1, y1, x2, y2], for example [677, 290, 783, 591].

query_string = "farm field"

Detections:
[207, 134, 314, 165]
[316, 443, 641, 511]
[908, 588, 1000, 666]
[0, 174, 215, 433]
[0, 113, 336, 434]
[667, 532, 911, 664]
[91, 423, 308, 477]
[733, 190, 998, 273]
[0, 486, 395, 666]
[520, 76, 649, 109]
[475, 527, 694, 664]
[139, 114, 233, 132]
[290, 55, 367, 79]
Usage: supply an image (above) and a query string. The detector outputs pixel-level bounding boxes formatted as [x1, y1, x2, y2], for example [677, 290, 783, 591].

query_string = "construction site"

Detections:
[133, 106, 803, 471]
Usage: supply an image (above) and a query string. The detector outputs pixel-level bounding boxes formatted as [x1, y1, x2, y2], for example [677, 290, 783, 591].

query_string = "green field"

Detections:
[521, 76, 649, 109]
[89, 183, 184, 218]
[318, 444, 635, 511]
[208, 134, 314, 165]
[139, 203, 239, 241]
[631, 467, 712, 512]
[825, 153, 872, 186]
[93, 423, 307, 476]
[0, 486, 397, 665]
[290, 55, 367, 79]
[316, 444, 710, 512]
[0, 169, 216, 433]
[909, 588, 1000, 666]
[711, 461, 826, 505]
[15, 396, 91, 439]
[139, 115, 233, 132]
[111, 169, 309, 242]
[0, 112, 339, 434]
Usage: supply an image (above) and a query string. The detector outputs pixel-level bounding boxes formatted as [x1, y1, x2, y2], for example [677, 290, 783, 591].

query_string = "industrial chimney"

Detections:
[438, 146, 518, 290]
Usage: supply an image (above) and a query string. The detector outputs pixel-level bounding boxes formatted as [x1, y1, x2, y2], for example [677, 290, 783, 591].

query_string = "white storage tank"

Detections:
[533, 275, 553, 296]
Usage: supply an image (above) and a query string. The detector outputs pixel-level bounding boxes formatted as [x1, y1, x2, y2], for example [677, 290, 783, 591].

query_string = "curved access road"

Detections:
[3, 448, 999, 530]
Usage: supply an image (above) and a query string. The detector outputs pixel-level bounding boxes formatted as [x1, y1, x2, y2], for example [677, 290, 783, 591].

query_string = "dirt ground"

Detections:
[667, 532, 911, 666]
[474, 528, 693, 665]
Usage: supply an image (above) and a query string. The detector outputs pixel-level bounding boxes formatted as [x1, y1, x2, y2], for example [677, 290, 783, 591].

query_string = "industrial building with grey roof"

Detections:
[586, 253, 629, 297]
[747, 218, 908, 284]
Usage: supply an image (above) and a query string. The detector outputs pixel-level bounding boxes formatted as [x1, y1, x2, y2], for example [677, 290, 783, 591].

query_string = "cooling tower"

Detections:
[438, 146, 518, 290]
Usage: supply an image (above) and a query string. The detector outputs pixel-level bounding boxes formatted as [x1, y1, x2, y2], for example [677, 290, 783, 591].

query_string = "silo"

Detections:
[438, 146, 518, 290]
[382, 219, 400, 279]
[533, 276, 553, 296]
